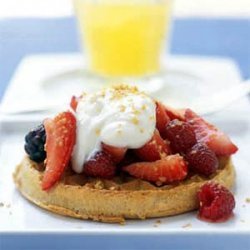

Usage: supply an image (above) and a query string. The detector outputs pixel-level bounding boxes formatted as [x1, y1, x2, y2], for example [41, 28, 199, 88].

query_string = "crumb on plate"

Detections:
[245, 198, 250, 203]
[182, 223, 192, 228]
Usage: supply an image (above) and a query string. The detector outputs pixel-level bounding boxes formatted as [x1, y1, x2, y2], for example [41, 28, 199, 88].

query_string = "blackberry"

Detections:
[24, 124, 46, 163]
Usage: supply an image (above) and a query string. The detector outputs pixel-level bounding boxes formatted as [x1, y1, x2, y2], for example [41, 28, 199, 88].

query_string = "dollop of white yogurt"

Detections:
[71, 86, 156, 173]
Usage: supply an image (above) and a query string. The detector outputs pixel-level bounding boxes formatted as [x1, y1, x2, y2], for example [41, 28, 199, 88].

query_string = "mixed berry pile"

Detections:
[24, 98, 238, 222]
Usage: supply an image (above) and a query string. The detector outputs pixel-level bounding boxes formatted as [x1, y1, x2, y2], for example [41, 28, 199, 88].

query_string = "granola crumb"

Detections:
[245, 198, 250, 203]
[0, 202, 4, 207]
[95, 128, 101, 136]
[156, 219, 161, 224]
[131, 117, 139, 125]
[94, 181, 104, 190]
[182, 223, 192, 228]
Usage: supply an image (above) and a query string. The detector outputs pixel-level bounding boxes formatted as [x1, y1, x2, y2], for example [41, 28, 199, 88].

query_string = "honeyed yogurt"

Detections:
[71, 85, 156, 173]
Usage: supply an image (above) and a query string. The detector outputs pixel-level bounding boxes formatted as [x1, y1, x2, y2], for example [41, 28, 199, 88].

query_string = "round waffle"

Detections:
[13, 156, 235, 223]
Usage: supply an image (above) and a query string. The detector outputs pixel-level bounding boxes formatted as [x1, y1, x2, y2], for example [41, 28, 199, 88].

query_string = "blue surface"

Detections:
[1, 233, 250, 250]
[0, 17, 250, 100]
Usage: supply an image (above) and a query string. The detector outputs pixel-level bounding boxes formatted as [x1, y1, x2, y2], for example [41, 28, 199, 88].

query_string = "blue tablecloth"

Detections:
[0, 17, 250, 100]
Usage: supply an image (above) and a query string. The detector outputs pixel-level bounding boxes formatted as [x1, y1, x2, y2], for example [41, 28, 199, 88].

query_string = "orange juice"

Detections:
[74, 0, 172, 77]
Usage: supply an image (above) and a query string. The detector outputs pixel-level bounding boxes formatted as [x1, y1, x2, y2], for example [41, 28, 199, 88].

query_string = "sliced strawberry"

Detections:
[156, 102, 170, 137]
[102, 143, 127, 164]
[42, 111, 76, 190]
[165, 105, 185, 121]
[185, 109, 238, 156]
[84, 151, 116, 179]
[134, 130, 171, 162]
[123, 154, 187, 184]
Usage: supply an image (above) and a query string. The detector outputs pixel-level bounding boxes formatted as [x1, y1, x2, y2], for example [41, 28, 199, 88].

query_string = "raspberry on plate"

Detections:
[84, 151, 116, 179]
[185, 143, 218, 177]
[123, 154, 187, 184]
[165, 119, 197, 153]
[134, 130, 171, 162]
[185, 109, 238, 156]
[198, 182, 235, 222]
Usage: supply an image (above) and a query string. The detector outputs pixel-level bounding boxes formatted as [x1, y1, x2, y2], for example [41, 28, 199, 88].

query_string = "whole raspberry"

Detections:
[185, 143, 218, 176]
[198, 182, 235, 222]
[165, 119, 197, 153]
[84, 151, 116, 179]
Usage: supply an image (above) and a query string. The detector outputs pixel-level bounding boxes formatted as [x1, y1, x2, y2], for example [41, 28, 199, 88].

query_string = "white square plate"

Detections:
[0, 54, 250, 249]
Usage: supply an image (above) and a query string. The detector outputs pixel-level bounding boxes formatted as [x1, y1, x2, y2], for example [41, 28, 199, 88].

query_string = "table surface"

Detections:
[0, 17, 250, 100]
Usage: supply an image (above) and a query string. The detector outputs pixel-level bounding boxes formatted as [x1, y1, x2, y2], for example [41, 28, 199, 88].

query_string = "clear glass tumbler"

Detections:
[74, 0, 173, 83]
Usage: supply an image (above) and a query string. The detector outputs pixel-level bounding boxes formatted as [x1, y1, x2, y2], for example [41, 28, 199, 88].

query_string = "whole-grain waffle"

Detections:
[14, 156, 235, 223]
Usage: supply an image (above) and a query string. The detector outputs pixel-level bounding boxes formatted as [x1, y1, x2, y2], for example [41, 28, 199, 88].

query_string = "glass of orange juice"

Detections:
[73, 0, 173, 87]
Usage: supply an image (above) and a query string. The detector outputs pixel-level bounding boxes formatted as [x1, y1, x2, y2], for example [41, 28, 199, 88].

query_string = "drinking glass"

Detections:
[73, 0, 173, 90]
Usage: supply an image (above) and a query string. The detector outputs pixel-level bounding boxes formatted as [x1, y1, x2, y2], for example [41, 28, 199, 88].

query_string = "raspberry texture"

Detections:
[24, 124, 46, 163]
[185, 143, 218, 176]
[165, 119, 197, 153]
[84, 151, 116, 179]
[198, 182, 235, 222]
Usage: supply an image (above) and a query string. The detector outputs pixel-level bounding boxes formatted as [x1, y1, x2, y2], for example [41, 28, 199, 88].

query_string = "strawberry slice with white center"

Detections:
[185, 109, 238, 156]
[42, 111, 76, 190]
[123, 154, 187, 184]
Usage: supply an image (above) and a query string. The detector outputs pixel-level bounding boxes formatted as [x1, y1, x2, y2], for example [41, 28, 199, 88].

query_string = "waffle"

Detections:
[13, 156, 235, 223]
